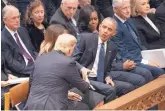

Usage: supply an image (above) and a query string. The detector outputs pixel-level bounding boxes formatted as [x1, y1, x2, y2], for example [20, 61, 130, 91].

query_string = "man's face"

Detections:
[114, 2, 131, 20]
[3, 9, 20, 31]
[61, 1, 78, 19]
[99, 20, 116, 42]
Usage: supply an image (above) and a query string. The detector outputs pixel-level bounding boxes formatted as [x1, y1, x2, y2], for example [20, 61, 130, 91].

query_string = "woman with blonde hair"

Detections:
[39, 24, 68, 55]
[131, 0, 165, 49]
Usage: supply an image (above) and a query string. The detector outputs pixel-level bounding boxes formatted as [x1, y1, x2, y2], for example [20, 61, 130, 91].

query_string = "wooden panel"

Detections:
[158, 100, 165, 110]
[95, 74, 165, 110]
[4, 92, 10, 111]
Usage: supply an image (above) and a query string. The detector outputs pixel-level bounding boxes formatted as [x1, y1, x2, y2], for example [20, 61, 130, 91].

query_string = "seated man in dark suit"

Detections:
[72, 17, 144, 103]
[1, 5, 37, 77]
[24, 34, 90, 110]
[50, 0, 79, 38]
[111, 0, 164, 79]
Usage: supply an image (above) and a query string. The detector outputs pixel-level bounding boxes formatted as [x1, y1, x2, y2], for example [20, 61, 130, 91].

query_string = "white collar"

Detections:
[115, 13, 126, 23]
[5, 26, 17, 36]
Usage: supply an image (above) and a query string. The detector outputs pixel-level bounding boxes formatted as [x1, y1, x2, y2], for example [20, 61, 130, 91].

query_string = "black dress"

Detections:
[26, 22, 48, 52]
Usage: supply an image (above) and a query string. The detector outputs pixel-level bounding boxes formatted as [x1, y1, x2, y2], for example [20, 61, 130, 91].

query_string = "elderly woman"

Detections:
[131, 0, 165, 49]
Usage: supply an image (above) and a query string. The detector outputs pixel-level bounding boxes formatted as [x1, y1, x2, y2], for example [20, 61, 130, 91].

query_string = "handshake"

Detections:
[80, 67, 96, 90]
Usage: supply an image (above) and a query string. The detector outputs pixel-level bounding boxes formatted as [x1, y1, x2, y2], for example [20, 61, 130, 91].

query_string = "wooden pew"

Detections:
[95, 74, 165, 110]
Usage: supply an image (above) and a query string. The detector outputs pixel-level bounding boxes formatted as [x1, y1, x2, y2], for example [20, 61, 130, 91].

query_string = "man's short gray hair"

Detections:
[112, 0, 130, 8]
[2, 5, 19, 19]
[61, 0, 78, 4]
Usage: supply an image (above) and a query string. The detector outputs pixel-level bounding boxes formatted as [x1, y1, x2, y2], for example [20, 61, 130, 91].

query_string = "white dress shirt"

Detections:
[88, 37, 107, 77]
[5, 26, 34, 65]
[142, 15, 160, 34]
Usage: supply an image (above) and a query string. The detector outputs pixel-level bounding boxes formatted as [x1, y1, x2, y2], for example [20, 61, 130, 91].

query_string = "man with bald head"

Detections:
[24, 34, 90, 110]
[50, 0, 79, 38]
[1, 5, 37, 77]
[72, 17, 143, 102]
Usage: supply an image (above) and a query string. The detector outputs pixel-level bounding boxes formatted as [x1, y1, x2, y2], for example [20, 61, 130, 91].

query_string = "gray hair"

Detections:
[2, 5, 19, 19]
[61, 0, 78, 4]
[112, 0, 130, 8]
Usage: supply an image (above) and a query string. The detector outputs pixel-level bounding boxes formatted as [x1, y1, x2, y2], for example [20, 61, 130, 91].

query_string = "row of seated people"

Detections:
[1, 0, 165, 110]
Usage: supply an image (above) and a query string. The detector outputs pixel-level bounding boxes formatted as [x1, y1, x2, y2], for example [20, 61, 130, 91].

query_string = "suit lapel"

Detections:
[92, 34, 99, 60]
[4, 28, 22, 54]
[104, 41, 112, 71]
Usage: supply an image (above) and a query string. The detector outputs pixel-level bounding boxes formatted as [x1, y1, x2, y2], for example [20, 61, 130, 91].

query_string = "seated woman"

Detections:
[78, 5, 102, 33]
[24, 0, 48, 52]
[131, 0, 165, 49]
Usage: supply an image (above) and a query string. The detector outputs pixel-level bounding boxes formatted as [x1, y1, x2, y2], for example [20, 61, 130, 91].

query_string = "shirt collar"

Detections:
[115, 13, 126, 23]
[98, 36, 107, 45]
[5, 26, 17, 36]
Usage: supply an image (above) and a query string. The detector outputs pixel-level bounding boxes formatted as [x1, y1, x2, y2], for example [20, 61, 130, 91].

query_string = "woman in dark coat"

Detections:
[24, 0, 48, 52]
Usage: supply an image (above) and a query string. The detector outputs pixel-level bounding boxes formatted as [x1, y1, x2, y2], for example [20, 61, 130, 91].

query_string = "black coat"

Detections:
[132, 14, 165, 49]
[26, 22, 48, 52]
[50, 7, 79, 38]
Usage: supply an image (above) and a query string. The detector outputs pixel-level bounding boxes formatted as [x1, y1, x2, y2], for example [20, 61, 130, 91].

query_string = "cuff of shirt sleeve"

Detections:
[141, 59, 149, 64]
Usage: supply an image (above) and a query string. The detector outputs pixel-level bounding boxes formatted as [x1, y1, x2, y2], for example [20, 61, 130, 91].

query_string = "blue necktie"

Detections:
[97, 43, 105, 82]
[124, 21, 138, 43]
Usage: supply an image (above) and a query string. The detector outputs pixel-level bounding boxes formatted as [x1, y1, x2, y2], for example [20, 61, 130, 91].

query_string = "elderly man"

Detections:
[111, 0, 164, 80]
[72, 17, 146, 103]
[50, 0, 79, 38]
[1, 5, 37, 77]
[24, 34, 90, 110]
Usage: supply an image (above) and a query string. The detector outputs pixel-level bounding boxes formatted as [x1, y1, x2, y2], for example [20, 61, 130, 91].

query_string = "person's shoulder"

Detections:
[80, 32, 98, 39]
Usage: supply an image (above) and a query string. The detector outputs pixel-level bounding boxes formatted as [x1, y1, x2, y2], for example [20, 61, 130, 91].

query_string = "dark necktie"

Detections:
[14, 33, 34, 63]
[69, 19, 79, 36]
[124, 21, 138, 43]
[97, 43, 105, 82]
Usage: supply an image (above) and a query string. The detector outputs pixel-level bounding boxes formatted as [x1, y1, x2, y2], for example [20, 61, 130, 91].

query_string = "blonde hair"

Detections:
[39, 24, 68, 55]
[130, 0, 138, 17]
[55, 34, 77, 54]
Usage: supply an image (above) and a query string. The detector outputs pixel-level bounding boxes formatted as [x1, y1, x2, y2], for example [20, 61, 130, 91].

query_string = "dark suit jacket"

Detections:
[24, 51, 89, 110]
[73, 33, 118, 79]
[132, 15, 165, 49]
[156, 0, 165, 37]
[111, 16, 144, 64]
[49, 7, 79, 38]
[1, 27, 37, 77]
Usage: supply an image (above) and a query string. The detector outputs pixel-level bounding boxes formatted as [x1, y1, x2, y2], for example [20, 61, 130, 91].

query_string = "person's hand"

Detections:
[105, 77, 115, 86]
[80, 67, 92, 80]
[149, 8, 156, 14]
[123, 60, 136, 70]
[148, 60, 159, 67]
[68, 91, 82, 101]
[8, 74, 18, 80]
[1, 81, 10, 87]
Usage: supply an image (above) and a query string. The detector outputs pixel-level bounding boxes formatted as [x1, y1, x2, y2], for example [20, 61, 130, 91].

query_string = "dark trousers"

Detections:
[138, 63, 165, 78]
[89, 77, 134, 103]
[130, 66, 154, 82]
[110, 71, 146, 88]
[68, 100, 89, 110]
